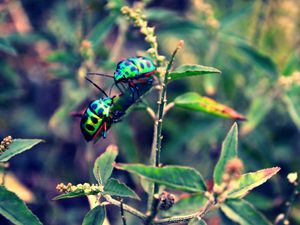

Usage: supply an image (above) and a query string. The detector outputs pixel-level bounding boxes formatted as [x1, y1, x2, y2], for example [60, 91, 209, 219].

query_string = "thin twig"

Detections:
[147, 44, 182, 224]
[146, 107, 156, 121]
[103, 195, 147, 222]
[153, 197, 214, 225]
[120, 199, 127, 225]
[163, 102, 175, 117]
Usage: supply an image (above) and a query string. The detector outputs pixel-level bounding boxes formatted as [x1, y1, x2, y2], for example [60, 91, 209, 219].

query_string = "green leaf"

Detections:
[103, 178, 140, 200]
[0, 139, 44, 162]
[283, 86, 300, 131]
[213, 123, 238, 185]
[228, 167, 280, 198]
[0, 186, 42, 225]
[244, 193, 275, 210]
[145, 8, 182, 21]
[161, 194, 208, 217]
[93, 145, 118, 185]
[220, 199, 271, 225]
[188, 218, 208, 225]
[282, 53, 300, 76]
[116, 164, 206, 193]
[168, 64, 221, 81]
[237, 43, 278, 76]
[82, 205, 106, 225]
[45, 50, 77, 65]
[220, 209, 238, 225]
[219, 3, 254, 30]
[0, 37, 17, 56]
[241, 95, 273, 135]
[88, 14, 117, 49]
[174, 92, 246, 120]
[53, 190, 98, 200]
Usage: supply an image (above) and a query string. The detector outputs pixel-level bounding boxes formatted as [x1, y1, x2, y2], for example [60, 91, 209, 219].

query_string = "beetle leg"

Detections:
[70, 111, 84, 118]
[103, 121, 107, 139]
[115, 82, 124, 95]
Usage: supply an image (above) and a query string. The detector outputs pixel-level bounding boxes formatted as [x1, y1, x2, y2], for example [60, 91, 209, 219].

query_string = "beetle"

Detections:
[73, 75, 153, 142]
[71, 78, 117, 142]
[80, 97, 114, 142]
[88, 56, 156, 99]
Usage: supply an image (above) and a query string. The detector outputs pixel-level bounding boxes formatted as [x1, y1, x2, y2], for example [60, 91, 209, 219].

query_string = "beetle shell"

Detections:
[114, 56, 156, 82]
[80, 97, 113, 142]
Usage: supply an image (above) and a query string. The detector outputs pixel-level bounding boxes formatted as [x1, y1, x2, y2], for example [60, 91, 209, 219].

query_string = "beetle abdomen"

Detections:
[114, 56, 156, 81]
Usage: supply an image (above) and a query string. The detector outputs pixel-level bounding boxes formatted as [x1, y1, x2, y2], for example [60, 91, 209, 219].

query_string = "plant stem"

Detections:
[282, 182, 298, 224]
[104, 195, 147, 222]
[153, 197, 214, 225]
[120, 199, 127, 225]
[147, 45, 182, 224]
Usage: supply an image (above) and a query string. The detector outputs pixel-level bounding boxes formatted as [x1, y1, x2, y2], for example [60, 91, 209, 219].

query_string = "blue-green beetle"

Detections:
[88, 56, 156, 98]
[113, 56, 156, 96]
[76, 78, 115, 142]
[80, 97, 114, 141]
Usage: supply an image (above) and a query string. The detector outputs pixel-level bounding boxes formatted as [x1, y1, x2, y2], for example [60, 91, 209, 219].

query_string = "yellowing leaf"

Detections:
[174, 92, 246, 120]
[1, 172, 35, 203]
[228, 167, 280, 198]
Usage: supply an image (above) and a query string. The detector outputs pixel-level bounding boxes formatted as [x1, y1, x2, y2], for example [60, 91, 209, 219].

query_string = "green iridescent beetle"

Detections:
[113, 56, 156, 95]
[79, 78, 153, 142]
[73, 78, 116, 142]
[114, 56, 156, 82]
[80, 97, 114, 141]
[88, 56, 156, 98]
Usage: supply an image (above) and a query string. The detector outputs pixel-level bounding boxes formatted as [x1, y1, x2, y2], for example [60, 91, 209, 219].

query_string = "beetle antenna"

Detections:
[87, 72, 114, 79]
[85, 77, 108, 97]
[108, 83, 115, 96]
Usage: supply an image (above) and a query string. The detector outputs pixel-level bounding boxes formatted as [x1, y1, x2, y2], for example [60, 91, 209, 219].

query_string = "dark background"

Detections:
[0, 0, 299, 224]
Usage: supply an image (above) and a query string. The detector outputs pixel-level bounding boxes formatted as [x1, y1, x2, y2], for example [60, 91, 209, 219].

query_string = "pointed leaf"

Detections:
[82, 205, 106, 225]
[220, 199, 271, 225]
[174, 92, 246, 120]
[168, 64, 221, 81]
[283, 86, 300, 131]
[103, 178, 140, 200]
[229, 167, 280, 198]
[0, 139, 44, 162]
[93, 145, 118, 185]
[237, 44, 278, 76]
[116, 164, 206, 193]
[213, 123, 238, 185]
[188, 218, 208, 225]
[0, 37, 17, 56]
[0, 186, 42, 225]
[241, 95, 273, 135]
[53, 189, 100, 200]
[161, 194, 208, 217]
[88, 14, 116, 49]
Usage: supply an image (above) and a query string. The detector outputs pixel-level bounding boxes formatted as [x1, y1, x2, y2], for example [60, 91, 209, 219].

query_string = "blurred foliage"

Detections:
[0, 0, 299, 224]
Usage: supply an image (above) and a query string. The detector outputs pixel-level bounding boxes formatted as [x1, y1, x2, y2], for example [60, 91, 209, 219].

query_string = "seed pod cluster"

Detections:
[0, 136, 12, 154]
[158, 191, 175, 211]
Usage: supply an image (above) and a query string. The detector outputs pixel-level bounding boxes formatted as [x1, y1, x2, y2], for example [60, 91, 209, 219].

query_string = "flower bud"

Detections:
[158, 191, 175, 211]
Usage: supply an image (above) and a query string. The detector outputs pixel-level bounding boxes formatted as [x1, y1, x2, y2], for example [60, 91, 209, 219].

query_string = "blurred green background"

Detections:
[0, 0, 299, 224]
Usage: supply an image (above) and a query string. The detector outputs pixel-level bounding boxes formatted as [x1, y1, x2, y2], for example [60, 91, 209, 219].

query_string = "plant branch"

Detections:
[153, 197, 214, 225]
[103, 195, 147, 222]
[147, 42, 183, 224]
[163, 102, 175, 117]
[146, 106, 156, 121]
[120, 199, 127, 225]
